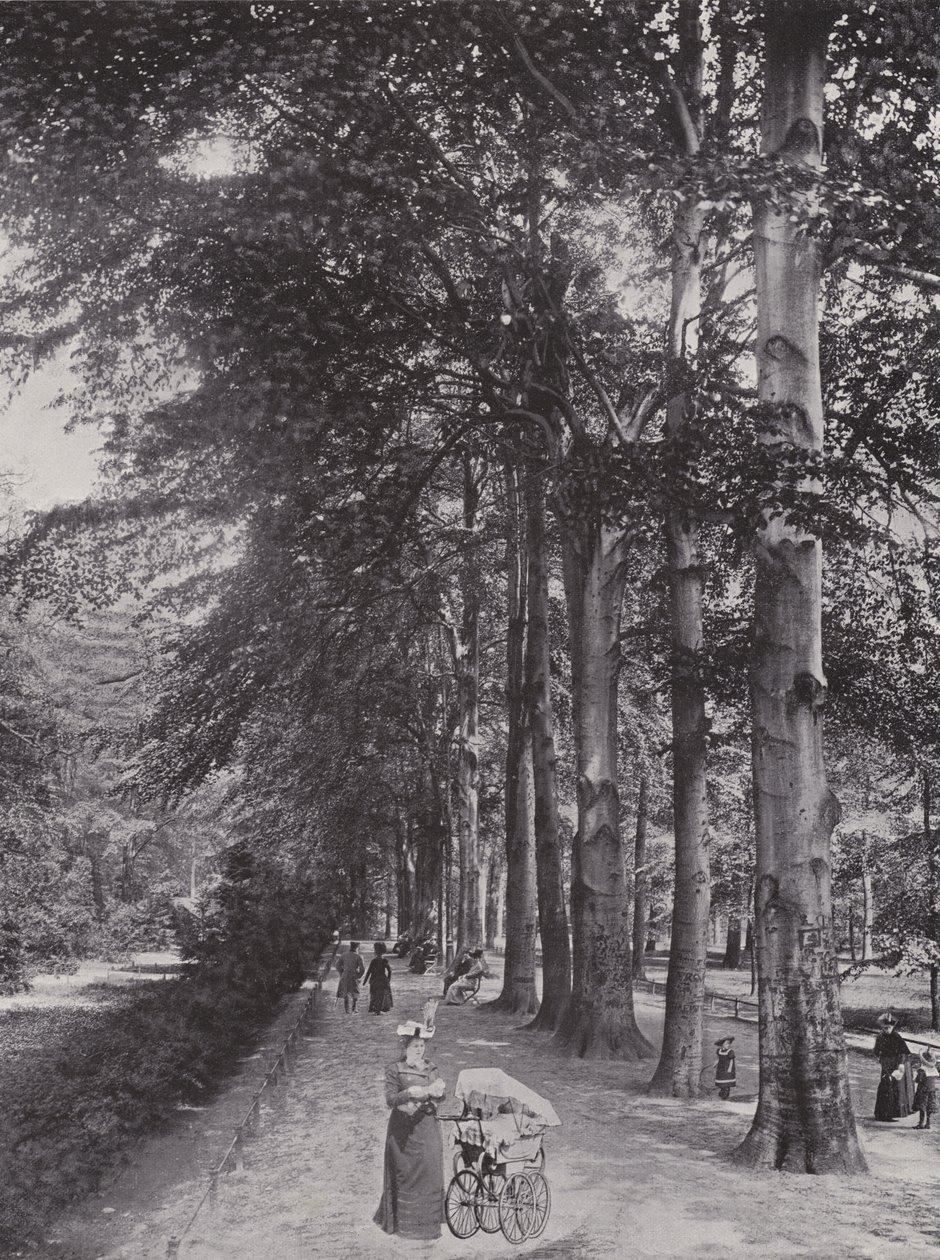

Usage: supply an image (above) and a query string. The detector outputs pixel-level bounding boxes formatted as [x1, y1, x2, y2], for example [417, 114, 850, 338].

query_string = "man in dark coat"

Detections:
[335, 941, 365, 1013]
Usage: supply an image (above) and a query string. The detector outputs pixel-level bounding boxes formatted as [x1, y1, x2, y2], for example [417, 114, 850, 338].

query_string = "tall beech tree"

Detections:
[647, 0, 712, 1099]
[735, 0, 865, 1173]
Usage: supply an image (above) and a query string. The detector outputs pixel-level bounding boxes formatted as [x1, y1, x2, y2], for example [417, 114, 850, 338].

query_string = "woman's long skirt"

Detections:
[374, 1106, 443, 1240]
[368, 980, 393, 1014]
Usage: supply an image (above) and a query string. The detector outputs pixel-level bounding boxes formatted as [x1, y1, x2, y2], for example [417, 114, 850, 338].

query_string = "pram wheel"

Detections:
[475, 1171, 501, 1233]
[498, 1171, 535, 1244]
[445, 1169, 482, 1238]
[526, 1169, 551, 1237]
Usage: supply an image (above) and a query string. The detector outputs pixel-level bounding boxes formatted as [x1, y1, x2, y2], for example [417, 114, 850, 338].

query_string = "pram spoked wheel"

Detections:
[526, 1169, 551, 1238]
[498, 1171, 536, 1244]
[445, 1169, 482, 1238]
[475, 1170, 501, 1233]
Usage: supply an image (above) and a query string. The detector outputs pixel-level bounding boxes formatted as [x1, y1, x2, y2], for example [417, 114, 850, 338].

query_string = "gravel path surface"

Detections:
[25, 955, 940, 1260]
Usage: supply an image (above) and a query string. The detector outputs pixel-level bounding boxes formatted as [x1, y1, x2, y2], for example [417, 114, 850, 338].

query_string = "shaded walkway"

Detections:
[41, 958, 940, 1260]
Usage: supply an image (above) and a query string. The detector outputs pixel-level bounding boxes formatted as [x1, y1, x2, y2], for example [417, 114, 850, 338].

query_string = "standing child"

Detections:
[714, 1036, 736, 1100]
[913, 1048, 939, 1130]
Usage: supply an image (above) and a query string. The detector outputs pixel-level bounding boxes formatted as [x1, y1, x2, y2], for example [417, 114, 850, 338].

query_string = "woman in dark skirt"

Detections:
[374, 1007, 445, 1240]
[874, 1011, 913, 1121]
[363, 942, 393, 1015]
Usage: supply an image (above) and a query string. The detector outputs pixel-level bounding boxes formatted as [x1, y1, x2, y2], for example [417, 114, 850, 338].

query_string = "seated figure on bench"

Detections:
[445, 948, 489, 1006]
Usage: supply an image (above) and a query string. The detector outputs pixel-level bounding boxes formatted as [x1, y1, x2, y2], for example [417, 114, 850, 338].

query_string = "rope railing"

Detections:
[165, 945, 338, 1259]
[634, 975, 759, 1022]
[636, 977, 940, 1052]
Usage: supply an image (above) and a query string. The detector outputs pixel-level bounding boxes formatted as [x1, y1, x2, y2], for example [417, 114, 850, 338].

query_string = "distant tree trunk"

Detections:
[551, 509, 654, 1060]
[523, 465, 571, 1031]
[926, 776, 939, 1032]
[396, 814, 413, 937]
[861, 869, 874, 963]
[89, 849, 105, 920]
[491, 456, 538, 1015]
[454, 449, 483, 951]
[484, 854, 502, 951]
[648, 1, 711, 1100]
[735, 2, 865, 1173]
[491, 730, 540, 1016]
[847, 902, 856, 963]
[412, 809, 442, 940]
[723, 917, 742, 969]
[632, 770, 650, 983]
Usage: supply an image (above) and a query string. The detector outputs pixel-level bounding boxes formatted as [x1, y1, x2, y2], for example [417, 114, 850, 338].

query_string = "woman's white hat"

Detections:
[396, 1019, 435, 1039]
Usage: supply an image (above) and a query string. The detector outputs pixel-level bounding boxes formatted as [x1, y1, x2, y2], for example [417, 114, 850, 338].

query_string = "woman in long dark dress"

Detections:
[374, 1010, 445, 1240]
[874, 1011, 913, 1121]
[363, 941, 393, 1015]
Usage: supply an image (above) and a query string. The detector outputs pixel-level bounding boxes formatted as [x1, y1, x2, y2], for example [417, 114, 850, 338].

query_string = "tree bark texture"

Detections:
[649, 1, 711, 1097]
[455, 451, 482, 951]
[484, 855, 502, 951]
[491, 730, 540, 1016]
[523, 467, 571, 1030]
[491, 458, 539, 1015]
[861, 867, 873, 963]
[651, 208, 711, 1097]
[736, 3, 866, 1173]
[552, 512, 654, 1059]
[632, 770, 650, 983]
[723, 917, 742, 969]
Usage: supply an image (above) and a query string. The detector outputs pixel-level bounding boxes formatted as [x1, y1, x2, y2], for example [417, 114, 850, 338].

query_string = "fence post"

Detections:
[734, 998, 739, 1019]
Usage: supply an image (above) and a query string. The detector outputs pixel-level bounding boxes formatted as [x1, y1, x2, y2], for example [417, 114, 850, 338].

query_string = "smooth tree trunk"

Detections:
[861, 868, 874, 963]
[523, 466, 571, 1030]
[736, 3, 865, 1172]
[651, 211, 711, 1095]
[632, 770, 650, 983]
[484, 854, 502, 951]
[454, 451, 483, 951]
[926, 777, 939, 1031]
[491, 729, 540, 1016]
[723, 917, 742, 969]
[552, 510, 654, 1059]
[490, 458, 539, 1015]
[649, 1, 711, 1098]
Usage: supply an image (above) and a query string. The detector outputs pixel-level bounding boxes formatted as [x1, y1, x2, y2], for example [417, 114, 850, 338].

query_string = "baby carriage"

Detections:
[439, 1068, 560, 1244]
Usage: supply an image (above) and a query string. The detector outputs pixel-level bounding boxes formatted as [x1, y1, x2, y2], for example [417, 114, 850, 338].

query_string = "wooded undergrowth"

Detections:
[0, 849, 322, 1247]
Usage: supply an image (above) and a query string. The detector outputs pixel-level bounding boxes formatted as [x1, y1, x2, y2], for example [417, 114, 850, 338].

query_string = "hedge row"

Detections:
[0, 968, 304, 1246]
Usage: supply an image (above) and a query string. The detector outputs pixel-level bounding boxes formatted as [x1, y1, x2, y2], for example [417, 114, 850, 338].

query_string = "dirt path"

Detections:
[27, 958, 940, 1260]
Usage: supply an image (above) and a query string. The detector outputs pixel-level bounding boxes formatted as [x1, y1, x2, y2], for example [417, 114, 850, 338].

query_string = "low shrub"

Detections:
[0, 844, 326, 1248]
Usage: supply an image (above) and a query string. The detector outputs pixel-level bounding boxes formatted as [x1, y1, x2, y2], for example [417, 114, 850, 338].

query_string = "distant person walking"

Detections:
[335, 941, 365, 1014]
[714, 1036, 736, 1099]
[364, 942, 393, 1015]
[913, 1048, 939, 1130]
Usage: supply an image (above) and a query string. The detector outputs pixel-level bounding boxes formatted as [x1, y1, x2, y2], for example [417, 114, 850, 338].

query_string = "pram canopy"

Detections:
[453, 1068, 561, 1126]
